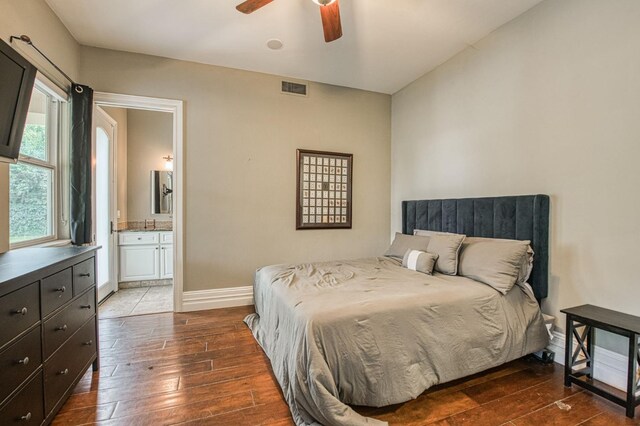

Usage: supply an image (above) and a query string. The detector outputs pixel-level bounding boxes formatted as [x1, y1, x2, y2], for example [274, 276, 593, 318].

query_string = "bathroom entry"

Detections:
[95, 106, 176, 318]
[94, 107, 118, 302]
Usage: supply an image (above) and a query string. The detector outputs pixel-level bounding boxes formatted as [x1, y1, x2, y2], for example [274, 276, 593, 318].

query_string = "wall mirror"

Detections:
[151, 170, 173, 214]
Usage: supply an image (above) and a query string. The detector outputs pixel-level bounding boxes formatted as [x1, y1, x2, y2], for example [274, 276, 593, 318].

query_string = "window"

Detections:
[9, 79, 66, 247]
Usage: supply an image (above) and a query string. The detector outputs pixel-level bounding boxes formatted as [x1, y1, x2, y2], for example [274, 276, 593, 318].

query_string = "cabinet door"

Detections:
[160, 245, 173, 279]
[119, 245, 159, 282]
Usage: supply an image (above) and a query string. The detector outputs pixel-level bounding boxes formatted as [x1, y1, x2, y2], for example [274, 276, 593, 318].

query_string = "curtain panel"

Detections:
[69, 83, 93, 245]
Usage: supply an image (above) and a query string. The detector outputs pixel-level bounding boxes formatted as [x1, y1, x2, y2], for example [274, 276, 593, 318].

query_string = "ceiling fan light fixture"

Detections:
[312, 0, 336, 6]
[236, 0, 342, 43]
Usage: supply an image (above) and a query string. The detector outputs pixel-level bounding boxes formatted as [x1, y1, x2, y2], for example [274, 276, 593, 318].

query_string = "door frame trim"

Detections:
[93, 106, 119, 301]
[93, 92, 185, 312]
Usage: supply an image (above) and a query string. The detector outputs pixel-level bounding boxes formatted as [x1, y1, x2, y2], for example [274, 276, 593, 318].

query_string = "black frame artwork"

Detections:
[296, 149, 353, 230]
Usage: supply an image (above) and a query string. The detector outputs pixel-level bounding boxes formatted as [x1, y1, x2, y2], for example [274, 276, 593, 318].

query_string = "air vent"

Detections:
[281, 81, 308, 97]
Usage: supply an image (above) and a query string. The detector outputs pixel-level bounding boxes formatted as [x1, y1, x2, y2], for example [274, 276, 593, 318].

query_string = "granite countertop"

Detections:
[118, 229, 172, 233]
[117, 220, 172, 233]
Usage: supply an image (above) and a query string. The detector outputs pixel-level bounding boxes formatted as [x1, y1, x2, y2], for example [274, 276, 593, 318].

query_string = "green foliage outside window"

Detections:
[20, 124, 47, 160]
[9, 124, 52, 244]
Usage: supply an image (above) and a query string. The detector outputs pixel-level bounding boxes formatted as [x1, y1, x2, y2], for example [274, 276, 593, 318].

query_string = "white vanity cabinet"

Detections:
[159, 231, 173, 279]
[119, 231, 173, 282]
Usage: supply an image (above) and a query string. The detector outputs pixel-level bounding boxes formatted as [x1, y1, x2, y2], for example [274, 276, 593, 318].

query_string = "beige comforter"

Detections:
[244, 257, 549, 425]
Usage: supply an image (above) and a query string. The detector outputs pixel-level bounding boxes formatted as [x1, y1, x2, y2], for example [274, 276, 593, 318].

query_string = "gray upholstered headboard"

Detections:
[402, 194, 549, 302]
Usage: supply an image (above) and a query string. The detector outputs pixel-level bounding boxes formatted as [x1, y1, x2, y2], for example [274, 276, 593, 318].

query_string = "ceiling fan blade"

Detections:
[236, 0, 274, 14]
[319, 0, 343, 42]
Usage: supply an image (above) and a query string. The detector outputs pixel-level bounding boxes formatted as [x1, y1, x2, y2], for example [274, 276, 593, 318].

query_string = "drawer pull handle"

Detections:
[79, 272, 91, 277]
[13, 307, 28, 315]
[137, 237, 142, 240]
[56, 324, 68, 331]
[20, 412, 31, 421]
[83, 340, 93, 346]
[80, 304, 92, 310]
[58, 368, 69, 375]
[17, 357, 29, 365]
[55, 286, 67, 293]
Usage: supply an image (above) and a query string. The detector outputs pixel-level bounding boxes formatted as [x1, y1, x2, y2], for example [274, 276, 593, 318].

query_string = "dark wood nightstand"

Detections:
[561, 304, 640, 418]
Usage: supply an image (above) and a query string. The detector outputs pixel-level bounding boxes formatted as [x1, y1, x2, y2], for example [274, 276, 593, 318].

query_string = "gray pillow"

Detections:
[457, 237, 531, 294]
[385, 233, 431, 259]
[519, 246, 534, 285]
[402, 249, 438, 275]
[413, 229, 465, 275]
[462, 237, 534, 285]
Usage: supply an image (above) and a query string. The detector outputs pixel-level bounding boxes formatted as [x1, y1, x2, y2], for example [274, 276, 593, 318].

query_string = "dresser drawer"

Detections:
[0, 371, 44, 425]
[44, 317, 96, 414]
[0, 327, 42, 405]
[44, 289, 95, 359]
[0, 282, 40, 350]
[41, 268, 73, 317]
[72, 258, 95, 296]
[119, 232, 159, 245]
[160, 231, 173, 244]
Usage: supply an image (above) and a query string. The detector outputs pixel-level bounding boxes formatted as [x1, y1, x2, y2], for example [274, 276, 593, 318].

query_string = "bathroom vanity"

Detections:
[118, 231, 173, 282]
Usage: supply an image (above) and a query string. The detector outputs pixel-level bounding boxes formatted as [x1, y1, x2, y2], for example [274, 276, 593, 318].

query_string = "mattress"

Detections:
[245, 256, 549, 425]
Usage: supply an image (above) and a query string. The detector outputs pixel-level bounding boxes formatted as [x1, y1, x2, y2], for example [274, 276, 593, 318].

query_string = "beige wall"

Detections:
[391, 0, 640, 352]
[80, 47, 391, 291]
[102, 107, 128, 225]
[0, 0, 80, 253]
[126, 109, 173, 222]
[0, 0, 80, 85]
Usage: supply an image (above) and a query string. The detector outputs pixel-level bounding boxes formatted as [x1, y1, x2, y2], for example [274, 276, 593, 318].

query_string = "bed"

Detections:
[245, 195, 551, 426]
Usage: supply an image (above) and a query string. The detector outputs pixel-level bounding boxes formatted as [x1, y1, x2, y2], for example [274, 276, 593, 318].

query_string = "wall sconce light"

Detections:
[163, 154, 173, 171]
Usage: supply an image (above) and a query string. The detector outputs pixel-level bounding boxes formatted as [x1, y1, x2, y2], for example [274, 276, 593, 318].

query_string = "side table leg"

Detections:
[626, 333, 637, 418]
[565, 315, 573, 387]
[587, 325, 595, 379]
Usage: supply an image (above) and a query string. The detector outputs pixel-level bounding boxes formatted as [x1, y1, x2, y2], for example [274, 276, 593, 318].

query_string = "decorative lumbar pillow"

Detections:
[402, 249, 439, 275]
[413, 229, 465, 275]
[384, 232, 431, 259]
[457, 237, 531, 294]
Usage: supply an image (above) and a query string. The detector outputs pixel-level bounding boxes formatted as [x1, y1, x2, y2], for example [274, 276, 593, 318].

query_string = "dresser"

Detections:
[0, 247, 99, 425]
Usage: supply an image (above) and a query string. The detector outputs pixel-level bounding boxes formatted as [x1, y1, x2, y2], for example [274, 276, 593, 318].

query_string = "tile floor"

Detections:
[99, 285, 173, 318]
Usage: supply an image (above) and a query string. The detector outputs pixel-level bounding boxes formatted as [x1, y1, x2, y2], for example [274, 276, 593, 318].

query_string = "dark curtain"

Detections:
[69, 83, 94, 245]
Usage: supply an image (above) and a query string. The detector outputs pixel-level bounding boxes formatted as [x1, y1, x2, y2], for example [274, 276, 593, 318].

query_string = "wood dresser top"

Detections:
[0, 246, 99, 284]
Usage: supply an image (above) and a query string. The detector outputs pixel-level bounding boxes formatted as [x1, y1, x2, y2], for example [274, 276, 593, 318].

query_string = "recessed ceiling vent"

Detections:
[281, 81, 308, 97]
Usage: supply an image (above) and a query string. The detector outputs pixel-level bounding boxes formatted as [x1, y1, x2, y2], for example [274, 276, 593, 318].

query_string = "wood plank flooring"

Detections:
[54, 307, 640, 425]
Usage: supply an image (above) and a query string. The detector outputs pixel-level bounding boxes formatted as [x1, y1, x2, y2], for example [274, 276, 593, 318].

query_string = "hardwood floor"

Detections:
[54, 307, 639, 425]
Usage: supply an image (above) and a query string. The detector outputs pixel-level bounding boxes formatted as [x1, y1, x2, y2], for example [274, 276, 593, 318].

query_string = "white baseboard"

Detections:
[182, 286, 253, 312]
[548, 330, 629, 391]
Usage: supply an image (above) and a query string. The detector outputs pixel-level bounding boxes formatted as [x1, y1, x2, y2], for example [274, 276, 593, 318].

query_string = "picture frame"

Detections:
[296, 149, 353, 230]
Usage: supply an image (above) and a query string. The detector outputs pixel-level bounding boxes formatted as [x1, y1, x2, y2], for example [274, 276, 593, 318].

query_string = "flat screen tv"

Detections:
[0, 39, 37, 163]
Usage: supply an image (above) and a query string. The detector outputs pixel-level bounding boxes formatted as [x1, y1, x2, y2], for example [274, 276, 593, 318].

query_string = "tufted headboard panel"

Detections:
[402, 194, 550, 301]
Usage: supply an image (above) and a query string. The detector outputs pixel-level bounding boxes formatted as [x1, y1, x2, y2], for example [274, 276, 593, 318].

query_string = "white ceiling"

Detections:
[45, 0, 543, 94]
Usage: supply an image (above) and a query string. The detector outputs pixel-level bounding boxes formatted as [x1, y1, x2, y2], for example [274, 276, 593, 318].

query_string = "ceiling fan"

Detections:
[236, 0, 343, 43]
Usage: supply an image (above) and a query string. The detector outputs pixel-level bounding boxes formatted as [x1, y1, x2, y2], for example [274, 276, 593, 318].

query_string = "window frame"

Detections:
[9, 76, 68, 249]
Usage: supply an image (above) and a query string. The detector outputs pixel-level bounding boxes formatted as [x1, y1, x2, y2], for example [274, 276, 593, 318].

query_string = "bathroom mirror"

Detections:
[151, 170, 173, 215]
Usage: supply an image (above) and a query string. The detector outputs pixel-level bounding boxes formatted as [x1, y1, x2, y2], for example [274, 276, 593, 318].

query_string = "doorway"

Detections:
[91, 93, 184, 315]
[94, 107, 118, 302]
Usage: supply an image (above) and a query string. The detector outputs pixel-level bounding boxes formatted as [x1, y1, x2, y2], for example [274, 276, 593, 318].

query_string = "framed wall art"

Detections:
[296, 149, 353, 230]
